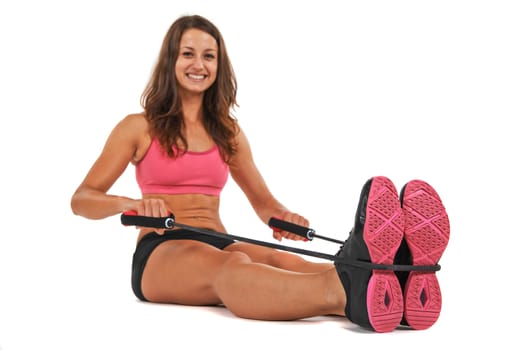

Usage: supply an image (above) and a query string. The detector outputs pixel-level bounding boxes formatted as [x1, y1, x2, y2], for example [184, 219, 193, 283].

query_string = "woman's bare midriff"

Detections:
[136, 193, 227, 243]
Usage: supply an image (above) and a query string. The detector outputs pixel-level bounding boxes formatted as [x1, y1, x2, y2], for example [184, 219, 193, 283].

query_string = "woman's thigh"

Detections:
[141, 240, 248, 305]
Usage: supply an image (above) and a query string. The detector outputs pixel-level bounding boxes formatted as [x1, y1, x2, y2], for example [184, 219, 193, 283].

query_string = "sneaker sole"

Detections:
[401, 180, 450, 330]
[364, 176, 405, 333]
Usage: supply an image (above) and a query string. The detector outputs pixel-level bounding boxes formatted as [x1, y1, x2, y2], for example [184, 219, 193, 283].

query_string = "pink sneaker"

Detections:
[397, 180, 450, 330]
[335, 176, 404, 332]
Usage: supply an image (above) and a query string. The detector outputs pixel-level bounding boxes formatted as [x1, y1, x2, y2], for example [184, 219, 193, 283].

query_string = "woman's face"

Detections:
[175, 28, 218, 95]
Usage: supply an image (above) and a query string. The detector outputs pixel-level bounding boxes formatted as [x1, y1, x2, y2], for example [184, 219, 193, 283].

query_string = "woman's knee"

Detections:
[266, 251, 305, 269]
[227, 243, 304, 268]
[222, 250, 252, 267]
[214, 251, 252, 289]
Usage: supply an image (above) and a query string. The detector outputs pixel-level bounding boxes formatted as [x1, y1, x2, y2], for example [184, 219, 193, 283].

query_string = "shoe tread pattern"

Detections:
[402, 180, 450, 330]
[364, 176, 404, 333]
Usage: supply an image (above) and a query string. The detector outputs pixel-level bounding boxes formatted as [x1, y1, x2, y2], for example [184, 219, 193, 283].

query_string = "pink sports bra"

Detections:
[135, 138, 229, 196]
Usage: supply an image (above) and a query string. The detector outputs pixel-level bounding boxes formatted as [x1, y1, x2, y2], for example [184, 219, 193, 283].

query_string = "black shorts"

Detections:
[131, 229, 236, 301]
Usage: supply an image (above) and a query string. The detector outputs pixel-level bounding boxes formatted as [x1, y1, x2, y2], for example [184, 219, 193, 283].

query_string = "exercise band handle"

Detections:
[120, 210, 175, 229]
[268, 217, 315, 241]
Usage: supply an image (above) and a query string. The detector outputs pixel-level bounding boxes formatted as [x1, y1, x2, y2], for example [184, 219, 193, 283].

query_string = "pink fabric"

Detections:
[135, 139, 228, 196]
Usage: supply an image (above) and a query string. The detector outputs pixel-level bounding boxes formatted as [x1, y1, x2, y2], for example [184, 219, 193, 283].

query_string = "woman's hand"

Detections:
[131, 198, 170, 234]
[272, 212, 310, 242]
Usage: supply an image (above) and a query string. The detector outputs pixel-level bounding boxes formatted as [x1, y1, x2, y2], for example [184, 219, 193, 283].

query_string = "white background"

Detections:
[0, 0, 523, 349]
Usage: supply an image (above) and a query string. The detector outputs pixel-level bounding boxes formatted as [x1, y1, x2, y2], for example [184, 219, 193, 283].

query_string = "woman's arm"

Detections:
[70, 114, 146, 220]
[229, 126, 309, 241]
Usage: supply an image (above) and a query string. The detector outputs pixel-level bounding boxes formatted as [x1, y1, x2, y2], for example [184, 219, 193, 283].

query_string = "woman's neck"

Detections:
[180, 93, 205, 124]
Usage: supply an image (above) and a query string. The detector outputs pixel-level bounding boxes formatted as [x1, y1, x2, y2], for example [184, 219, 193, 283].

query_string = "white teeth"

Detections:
[187, 74, 205, 80]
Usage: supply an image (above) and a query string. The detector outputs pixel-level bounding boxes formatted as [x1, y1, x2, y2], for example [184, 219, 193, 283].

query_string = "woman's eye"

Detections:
[205, 53, 216, 60]
[181, 51, 193, 57]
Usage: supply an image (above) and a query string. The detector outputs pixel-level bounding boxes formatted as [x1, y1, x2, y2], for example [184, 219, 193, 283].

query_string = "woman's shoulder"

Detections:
[233, 122, 249, 146]
[102, 112, 150, 156]
[120, 112, 148, 129]
[111, 112, 149, 137]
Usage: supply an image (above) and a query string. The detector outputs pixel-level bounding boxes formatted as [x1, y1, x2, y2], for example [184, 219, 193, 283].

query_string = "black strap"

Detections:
[335, 259, 441, 272]
[119, 212, 442, 272]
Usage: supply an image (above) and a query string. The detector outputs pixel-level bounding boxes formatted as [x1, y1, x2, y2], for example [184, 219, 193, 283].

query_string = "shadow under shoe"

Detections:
[396, 179, 450, 330]
[334, 176, 404, 333]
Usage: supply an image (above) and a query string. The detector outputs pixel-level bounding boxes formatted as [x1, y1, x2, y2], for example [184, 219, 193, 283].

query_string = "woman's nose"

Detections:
[192, 56, 204, 69]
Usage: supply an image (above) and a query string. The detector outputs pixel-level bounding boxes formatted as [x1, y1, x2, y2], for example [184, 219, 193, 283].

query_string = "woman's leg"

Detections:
[140, 239, 346, 320]
[224, 242, 333, 273]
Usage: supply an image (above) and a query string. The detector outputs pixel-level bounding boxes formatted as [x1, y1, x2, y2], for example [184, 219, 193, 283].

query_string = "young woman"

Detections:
[70, 14, 449, 333]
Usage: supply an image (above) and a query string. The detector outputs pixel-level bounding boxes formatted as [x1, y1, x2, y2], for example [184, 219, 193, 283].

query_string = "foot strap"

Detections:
[336, 259, 441, 272]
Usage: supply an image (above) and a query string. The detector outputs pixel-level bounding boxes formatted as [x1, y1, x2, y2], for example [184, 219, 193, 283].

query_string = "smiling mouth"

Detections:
[187, 73, 206, 81]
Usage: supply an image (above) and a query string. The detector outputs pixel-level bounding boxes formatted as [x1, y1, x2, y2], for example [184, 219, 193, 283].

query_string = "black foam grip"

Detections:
[120, 211, 175, 229]
[268, 217, 312, 239]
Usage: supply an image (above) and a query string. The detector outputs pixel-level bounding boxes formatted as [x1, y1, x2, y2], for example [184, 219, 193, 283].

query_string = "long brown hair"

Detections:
[141, 14, 238, 162]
